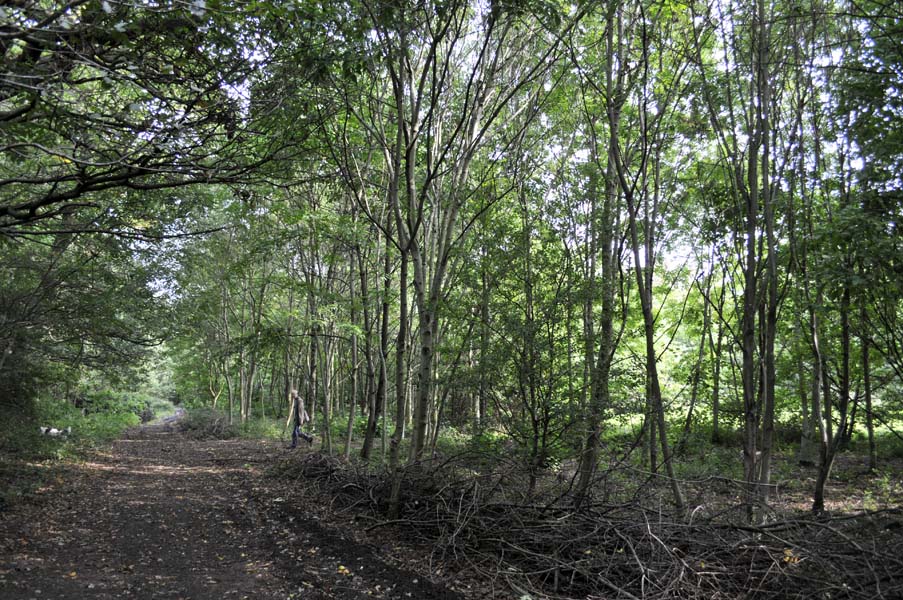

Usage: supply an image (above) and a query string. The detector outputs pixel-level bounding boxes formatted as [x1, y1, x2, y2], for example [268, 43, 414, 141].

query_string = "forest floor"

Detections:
[2, 414, 902, 600]
[0, 414, 468, 600]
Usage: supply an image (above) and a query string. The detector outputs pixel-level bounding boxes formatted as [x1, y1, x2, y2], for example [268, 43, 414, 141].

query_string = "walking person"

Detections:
[285, 388, 313, 449]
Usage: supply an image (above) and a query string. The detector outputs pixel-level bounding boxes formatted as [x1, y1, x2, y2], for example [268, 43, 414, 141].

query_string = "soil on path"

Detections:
[0, 416, 466, 600]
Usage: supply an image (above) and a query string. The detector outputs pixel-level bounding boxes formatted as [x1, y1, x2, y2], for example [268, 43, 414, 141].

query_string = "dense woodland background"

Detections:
[2, 0, 902, 548]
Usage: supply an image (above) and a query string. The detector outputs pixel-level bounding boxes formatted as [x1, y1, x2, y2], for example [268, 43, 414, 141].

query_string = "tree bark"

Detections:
[388, 249, 409, 519]
[344, 266, 358, 459]
[681, 270, 713, 448]
[862, 301, 877, 471]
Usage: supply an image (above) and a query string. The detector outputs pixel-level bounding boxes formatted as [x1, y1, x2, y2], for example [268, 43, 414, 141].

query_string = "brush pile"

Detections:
[273, 451, 903, 599]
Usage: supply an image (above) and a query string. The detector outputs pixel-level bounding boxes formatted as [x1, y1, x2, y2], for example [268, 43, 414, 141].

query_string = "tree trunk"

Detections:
[681, 271, 713, 449]
[388, 249, 409, 519]
[757, 14, 777, 503]
[810, 301, 831, 514]
[741, 67, 761, 522]
[307, 324, 319, 444]
[574, 7, 619, 506]
[710, 285, 725, 445]
[378, 231, 391, 459]
[224, 370, 235, 426]
[862, 302, 876, 471]
[477, 236, 490, 432]
[798, 352, 817, 466]
[814, 284, 853, 508]
[622, 163, 685, 513]
[321, 334, 335, 454]
[409, 241, 438, 461]
[344, 260, 358, 459]
[360, 243, 380, 460]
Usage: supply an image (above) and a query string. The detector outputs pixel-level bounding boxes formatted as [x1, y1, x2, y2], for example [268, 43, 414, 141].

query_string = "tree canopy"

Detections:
[3, 0, 903, 529]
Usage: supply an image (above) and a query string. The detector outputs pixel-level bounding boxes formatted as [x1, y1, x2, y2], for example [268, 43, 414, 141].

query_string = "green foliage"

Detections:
[865, 432, 903, 461]
[433, 426, 472, 456]
[0, 0, 307, 233]
[673, 444, 745, 482]
[237, 415, 284, 441]
[179, 408, 240, 440]
[3, 1, 901, 525]
[837, 3, 903, 197]
[465, 429, 508, 454]
[79, 412, 142, 445]
[346, 414, 371, 441]
[0, 404, 67, 459]
[178, 408, 283, 441]
[0, 384, 159, 462]
[0, 225, 169, 421]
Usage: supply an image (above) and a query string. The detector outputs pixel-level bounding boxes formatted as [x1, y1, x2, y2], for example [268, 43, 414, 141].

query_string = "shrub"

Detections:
[238, 415, 283, 440]
[80, 412, 141, 444]
[179, 407, 240, 439]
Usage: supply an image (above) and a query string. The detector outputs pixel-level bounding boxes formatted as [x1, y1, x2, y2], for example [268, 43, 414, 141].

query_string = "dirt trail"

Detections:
[0, 417, 465, 600]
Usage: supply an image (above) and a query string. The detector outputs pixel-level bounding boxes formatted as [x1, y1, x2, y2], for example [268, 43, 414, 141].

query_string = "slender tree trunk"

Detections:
[239, 351, 248, 422]
[798, 351, 817, 466]
[840, 286, 852, 439]
[520, 186, 543, 494]
[741, 70, 761, 521]
[360, 244, 380, 460]
[283, 284, 296, 414]
[758, 33, 778, 505]
[813, 262, 854, 511]
[322, 334, 335, 454]
[208, 367, 222, 409]
[622, 172, 685, 513]
[224, 370, 235, 426]
[810, 298, 831, 514]
[410, 243, 438, 461]
[388, 249, 409, 518]
[345, 261, 358, 459]
[574, 6, 619, 505]
[307, 322, 320, 445]
[477, 234, 490, 432]
[645, 377, 657, 470]
[682, 271, 713, 448]
[758, 200, 777, 495]
[575, 160, 615, 504]
[379, 231, 391, 459]
[710, 283, 725, 444]
[610, 88, 684, 513]
[862, 302, 876, 471]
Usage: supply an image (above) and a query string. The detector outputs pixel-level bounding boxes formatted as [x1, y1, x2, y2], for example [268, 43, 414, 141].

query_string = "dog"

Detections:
[39, 426, 72, 437]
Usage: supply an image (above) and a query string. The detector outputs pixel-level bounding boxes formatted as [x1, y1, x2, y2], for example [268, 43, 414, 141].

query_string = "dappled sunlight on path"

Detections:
[0, 420, 294, 600]
[0, 417, 466, 600]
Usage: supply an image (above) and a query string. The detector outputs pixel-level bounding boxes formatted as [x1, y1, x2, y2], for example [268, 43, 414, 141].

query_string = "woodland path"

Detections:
[0, 415, 465, 600]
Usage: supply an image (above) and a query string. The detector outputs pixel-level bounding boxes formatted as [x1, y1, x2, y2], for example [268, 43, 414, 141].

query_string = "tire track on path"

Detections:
[0, 416, 468, 600]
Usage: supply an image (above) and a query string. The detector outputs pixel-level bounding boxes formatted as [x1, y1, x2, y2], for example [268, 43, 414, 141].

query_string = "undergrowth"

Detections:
[0, 391, 176, 511]
[270, 443, 903, 600]
[178, 407, 284, 441]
